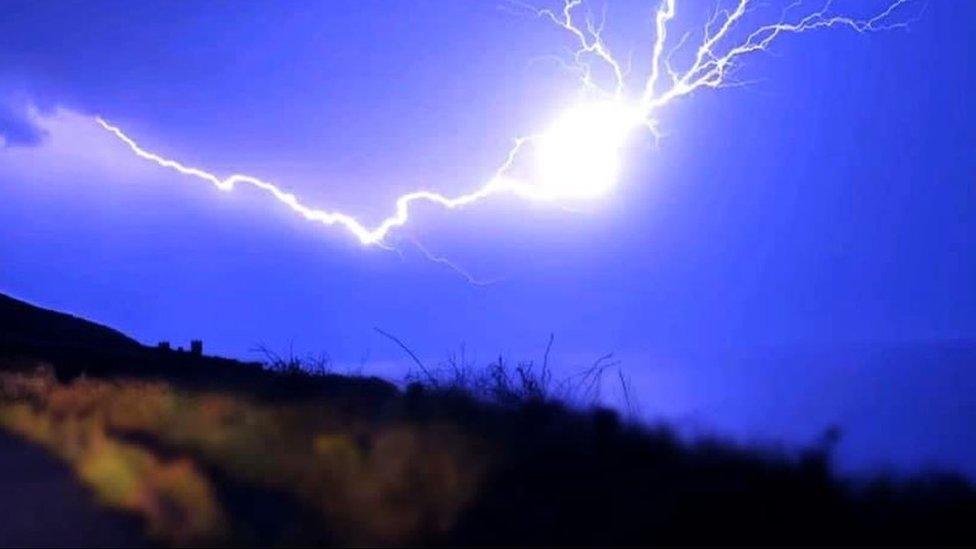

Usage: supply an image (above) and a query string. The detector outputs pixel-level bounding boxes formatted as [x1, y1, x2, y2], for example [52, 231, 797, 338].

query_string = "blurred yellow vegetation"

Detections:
[0, 363, 489, 545]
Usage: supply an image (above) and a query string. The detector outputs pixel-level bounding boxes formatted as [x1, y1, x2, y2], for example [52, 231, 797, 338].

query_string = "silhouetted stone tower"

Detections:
[190, 340, 203, 356]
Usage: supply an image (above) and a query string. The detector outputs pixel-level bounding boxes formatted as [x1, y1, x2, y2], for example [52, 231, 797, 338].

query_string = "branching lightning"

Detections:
[95, 0, 912, 252]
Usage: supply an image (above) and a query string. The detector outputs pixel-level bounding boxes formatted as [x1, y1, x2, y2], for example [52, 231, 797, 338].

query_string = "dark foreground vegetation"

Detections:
[0, 292, 974, 546]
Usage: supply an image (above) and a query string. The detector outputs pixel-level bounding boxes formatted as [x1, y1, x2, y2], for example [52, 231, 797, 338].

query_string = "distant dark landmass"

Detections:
[0, 291, 974, 546]
[0, 292, 140, 351]
[0, 291, 395, 400]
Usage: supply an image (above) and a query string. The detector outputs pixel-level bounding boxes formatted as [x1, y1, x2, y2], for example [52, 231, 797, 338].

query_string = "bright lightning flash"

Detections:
[534, 100, 639, 199]
[94, 0, 912, 249]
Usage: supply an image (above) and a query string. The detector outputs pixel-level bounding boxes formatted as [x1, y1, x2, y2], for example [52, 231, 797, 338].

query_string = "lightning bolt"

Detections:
[97, 117, 532, 246]
[95, 0, 913, 251]
[402, 236, 503, 287]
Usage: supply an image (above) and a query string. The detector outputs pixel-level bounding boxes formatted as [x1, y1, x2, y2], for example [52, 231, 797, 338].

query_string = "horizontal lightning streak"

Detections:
[95, 0, 911, 254]
[96, 117, 531, 246]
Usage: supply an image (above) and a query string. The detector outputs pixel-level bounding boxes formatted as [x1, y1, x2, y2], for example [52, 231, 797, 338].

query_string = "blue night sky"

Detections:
[1, 0, 974, 475]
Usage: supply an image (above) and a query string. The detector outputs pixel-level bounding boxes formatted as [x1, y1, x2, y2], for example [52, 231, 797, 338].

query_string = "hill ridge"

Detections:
[0, 292, 140, 351]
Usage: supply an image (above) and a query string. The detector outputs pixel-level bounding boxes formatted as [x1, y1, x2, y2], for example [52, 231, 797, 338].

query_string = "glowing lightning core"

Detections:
[96, 0, 912, 248]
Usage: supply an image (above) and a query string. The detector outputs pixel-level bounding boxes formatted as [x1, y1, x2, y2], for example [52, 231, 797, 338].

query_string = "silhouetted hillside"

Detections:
[0, 292, 974, 546]
[0, 292, 139, 351]
[0, 292, 396, 401]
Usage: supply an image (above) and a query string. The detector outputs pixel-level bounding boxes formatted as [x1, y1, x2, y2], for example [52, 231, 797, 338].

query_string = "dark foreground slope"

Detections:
[0, 292, 973, 546]
[0, 431, 148, 547]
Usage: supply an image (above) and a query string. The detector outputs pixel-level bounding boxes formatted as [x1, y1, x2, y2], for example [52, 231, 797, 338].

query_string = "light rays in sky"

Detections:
[95, 0, 912, 252]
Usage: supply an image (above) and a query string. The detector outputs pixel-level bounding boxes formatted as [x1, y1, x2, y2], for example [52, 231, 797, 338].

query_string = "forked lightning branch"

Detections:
[96, 0, 912, 248]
